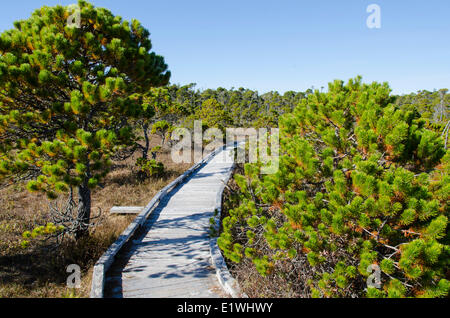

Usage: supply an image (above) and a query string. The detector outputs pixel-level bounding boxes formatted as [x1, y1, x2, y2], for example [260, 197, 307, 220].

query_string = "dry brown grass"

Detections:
[0, 135, 191, 298]
[229, 260, 299, 298]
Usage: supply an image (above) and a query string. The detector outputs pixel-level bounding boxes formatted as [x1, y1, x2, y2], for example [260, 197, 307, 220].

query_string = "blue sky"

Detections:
[0, 0, 449, 95]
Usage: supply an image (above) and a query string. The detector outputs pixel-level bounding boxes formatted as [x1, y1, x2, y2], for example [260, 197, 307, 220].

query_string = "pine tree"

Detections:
[134, 87, 179, 161]
[0, 0, 170, 238]
[151, 120, 173, 146]
[219, 77, 449, 298]
[195, 98, 232, 131]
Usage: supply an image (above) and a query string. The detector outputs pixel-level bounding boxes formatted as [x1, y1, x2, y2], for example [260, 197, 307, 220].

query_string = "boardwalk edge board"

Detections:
[90, 143, 243, 298]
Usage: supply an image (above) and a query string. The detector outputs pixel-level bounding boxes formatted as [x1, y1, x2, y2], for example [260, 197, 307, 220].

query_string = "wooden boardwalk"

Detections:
[104, 146, 235, 298]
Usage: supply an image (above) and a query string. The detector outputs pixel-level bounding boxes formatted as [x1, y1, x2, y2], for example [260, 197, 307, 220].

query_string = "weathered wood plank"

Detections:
[110, 206, 144, 214]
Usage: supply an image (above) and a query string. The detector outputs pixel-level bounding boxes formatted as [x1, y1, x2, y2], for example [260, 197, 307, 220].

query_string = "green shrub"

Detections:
[136, 158, 165, 178]
[219, 77, 449, 298]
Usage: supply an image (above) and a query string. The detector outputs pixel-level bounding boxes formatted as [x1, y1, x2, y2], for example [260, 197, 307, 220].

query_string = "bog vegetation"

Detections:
[218, 78, 449, 298]
[0, 0, 448, 298]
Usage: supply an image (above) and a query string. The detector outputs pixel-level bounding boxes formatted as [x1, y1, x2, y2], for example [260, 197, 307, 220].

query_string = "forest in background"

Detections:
[145, 83, 449, 138]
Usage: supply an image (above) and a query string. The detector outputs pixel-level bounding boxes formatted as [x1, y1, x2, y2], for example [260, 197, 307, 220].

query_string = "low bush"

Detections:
[136, 158, 165, 179]
[218, 77, 449, 298]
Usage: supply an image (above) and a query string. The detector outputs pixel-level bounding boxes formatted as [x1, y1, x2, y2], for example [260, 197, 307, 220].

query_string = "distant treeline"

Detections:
[163, 84, 449, 129]
[164, 84, 309, 129]
[395, 89, 449, 127]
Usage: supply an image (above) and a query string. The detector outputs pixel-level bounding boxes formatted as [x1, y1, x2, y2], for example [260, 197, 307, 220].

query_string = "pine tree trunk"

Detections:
[142, 123, 150, 160]
[76, 182, 91, 239]
[137, 124, 150, 181]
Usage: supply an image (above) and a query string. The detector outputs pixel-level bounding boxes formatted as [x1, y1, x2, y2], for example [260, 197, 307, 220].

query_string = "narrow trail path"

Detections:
[104, 146, 235, 298]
